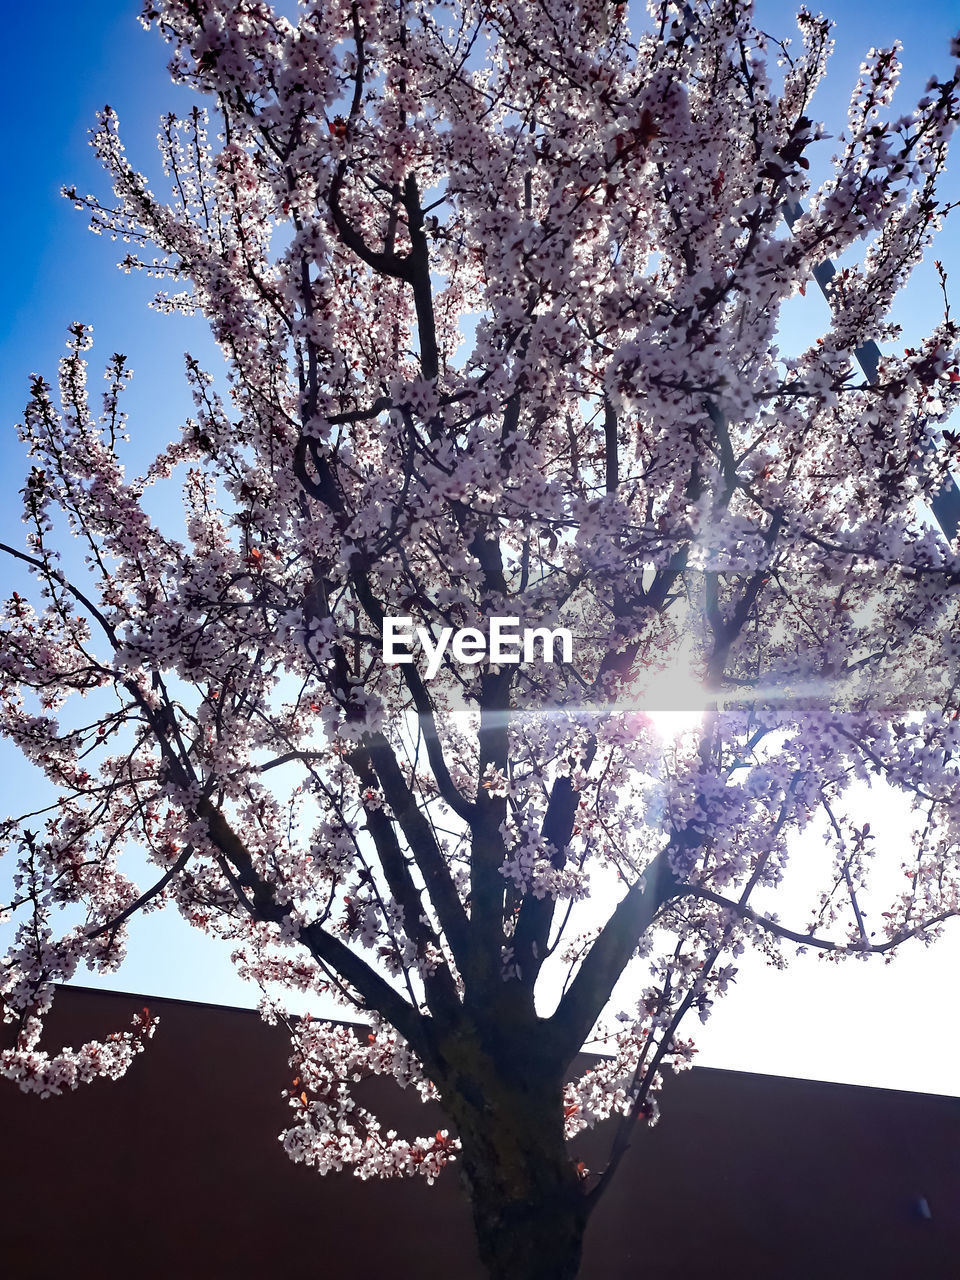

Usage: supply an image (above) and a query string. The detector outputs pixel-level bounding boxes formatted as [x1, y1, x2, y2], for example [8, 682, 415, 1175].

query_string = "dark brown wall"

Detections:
[1, 986, 957, 1279]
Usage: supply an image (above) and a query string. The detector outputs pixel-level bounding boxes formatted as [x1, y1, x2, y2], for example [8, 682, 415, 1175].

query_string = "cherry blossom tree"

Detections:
[4, 1, 960, 1275]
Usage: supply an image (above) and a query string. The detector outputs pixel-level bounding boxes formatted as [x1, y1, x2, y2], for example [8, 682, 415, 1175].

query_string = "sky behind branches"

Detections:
[2, 0, 960, 1095]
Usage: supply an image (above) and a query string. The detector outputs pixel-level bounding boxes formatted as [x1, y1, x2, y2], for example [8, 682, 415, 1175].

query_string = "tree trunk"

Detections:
[465, 1163, 589, 1280]
[435, 1039, 591, 1280]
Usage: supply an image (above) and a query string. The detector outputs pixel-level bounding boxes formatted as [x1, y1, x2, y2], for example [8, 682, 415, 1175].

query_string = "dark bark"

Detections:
[428, 1019, 591, 1280]
[466, 1165, 589, 1280]
[456, 1090, 589, 1279]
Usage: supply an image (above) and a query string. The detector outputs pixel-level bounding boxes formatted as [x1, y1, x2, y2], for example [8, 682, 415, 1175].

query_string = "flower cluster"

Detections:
[279, 1018, 458, 1183]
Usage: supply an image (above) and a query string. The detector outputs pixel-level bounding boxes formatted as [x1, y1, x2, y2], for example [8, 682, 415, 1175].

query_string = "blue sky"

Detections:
[0, 4, 210, 475]
[2, 1, 960, 1089]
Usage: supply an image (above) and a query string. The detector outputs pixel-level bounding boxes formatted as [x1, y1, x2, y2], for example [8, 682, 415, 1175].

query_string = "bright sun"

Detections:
[647, 707, 707, 739]
[638, 638, 712, 740]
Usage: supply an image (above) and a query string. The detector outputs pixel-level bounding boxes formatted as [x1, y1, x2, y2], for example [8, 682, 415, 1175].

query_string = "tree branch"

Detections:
[196, 798, 425, 1047]
[547, 849, 685, 1065]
